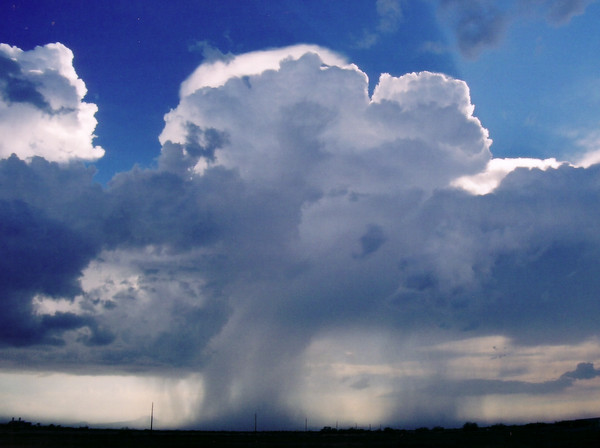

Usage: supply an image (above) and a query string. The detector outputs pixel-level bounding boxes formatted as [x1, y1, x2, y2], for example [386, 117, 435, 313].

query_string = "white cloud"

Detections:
[571, 129, 600, 167]
[179, 44, 358, 96]
[356, 0, 404, 48]
[376, 0, 404, 32]
[452, 157, 565, 195]
[163, 48, 491, 192]
[0, 43, 104, 162]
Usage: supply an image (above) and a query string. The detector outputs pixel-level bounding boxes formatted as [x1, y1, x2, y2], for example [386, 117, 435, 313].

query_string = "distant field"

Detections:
[2, 419, 600, 447]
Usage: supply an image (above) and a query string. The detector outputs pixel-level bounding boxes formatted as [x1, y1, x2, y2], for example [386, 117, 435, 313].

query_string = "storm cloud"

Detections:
[2, 43, 600, 428]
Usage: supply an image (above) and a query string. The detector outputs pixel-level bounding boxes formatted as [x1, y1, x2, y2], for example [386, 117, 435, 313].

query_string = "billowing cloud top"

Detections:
[179, 44, 359, 95]
[162, 45, 491, 193]
[0, 43, 104, 162]
[3, 43, 600, 429]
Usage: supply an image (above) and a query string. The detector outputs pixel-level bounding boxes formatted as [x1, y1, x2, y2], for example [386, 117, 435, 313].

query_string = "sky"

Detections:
[1, 0, 600, 431]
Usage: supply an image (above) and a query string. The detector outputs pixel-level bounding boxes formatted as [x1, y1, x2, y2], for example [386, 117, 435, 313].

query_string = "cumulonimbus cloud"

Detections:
[2, 43, 600, 429]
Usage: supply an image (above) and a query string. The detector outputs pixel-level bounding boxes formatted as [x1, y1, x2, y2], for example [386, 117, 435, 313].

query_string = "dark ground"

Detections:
[2, 418, 600, 447]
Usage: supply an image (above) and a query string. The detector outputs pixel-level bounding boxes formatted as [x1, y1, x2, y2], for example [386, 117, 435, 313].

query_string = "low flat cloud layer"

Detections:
[2, 43, 600, 429]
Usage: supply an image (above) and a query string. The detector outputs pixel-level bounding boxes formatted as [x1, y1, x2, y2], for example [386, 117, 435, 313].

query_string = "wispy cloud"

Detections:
[437, 0, 595, 58]
[356, 0, 404, 48]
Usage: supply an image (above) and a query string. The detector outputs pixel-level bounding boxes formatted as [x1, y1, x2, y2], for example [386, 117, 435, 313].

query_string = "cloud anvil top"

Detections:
[1, 0, 600, 431]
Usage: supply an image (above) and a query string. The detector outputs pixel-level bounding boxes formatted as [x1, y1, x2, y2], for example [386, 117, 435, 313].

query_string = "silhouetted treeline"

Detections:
[2, 417, 600, 447]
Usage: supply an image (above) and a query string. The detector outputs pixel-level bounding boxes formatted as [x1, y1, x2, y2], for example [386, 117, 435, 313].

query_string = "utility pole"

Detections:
[254, 413, 257, 433]
[305, 417, 308, 432]
[150, 402, 154, 431]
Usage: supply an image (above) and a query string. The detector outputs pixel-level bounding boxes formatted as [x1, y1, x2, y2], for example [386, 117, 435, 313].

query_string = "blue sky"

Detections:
[1, 0, 600, 430]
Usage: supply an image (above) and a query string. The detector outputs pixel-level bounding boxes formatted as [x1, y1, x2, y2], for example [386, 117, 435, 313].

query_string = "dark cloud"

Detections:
[0, 154, 233, 355]
[542, 0, 593, 24]
[0, 199, 92, 296]
[0, 196, 99, 347]
[104, 168, 218, 249]
[389, 164, 600, 344]
[184, 123, 228, 161]
[437, 0, 595, 58]
[0, 54, 50, 111]
[0, 155, 107, 258]
[354, 224, 386, 259]
[438, 0, 509, 58]
[350, 377, 371, 390]
[428, 376, 571, 397]
[561, 362, 600, 380]
[431, 361, 600, 398]
[159, 124, 229, 175]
